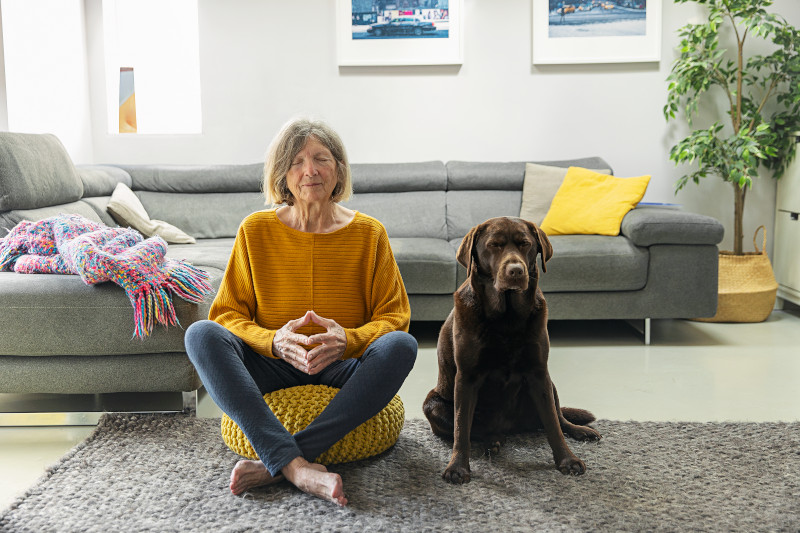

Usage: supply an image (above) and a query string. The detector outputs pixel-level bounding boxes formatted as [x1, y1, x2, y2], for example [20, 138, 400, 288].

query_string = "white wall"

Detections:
[36, 0, 800, 253]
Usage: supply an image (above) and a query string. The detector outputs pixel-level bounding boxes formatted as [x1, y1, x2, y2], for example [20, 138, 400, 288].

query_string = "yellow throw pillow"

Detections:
[540, 167, 650, 236]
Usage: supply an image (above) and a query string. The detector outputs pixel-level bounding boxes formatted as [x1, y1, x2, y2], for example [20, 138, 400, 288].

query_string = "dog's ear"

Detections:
[535, 226, 553, 273]
[522, 219, 553, 273]
[456, 224, 483, 274]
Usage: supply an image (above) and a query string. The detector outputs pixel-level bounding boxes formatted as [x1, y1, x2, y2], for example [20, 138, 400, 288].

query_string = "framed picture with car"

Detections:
[337, 0, 463, 66]
[532, 0, 661, 64]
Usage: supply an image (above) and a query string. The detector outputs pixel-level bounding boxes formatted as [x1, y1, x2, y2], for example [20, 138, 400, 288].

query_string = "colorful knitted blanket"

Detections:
[0, 214, 213, 338]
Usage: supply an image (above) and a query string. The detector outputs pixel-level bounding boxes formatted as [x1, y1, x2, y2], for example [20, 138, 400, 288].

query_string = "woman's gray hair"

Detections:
[263, 118, 352, 206]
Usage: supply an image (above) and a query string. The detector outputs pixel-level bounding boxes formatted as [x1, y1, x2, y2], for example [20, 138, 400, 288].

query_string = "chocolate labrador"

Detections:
[423, 216, 601, 483]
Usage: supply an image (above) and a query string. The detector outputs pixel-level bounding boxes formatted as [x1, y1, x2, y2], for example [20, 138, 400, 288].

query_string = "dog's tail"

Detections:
[561, 407, 596, 426]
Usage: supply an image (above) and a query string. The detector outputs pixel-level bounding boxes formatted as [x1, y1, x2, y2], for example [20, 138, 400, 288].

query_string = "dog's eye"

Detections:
[486, 242, 501, 248]
[518, 241, 532, 248]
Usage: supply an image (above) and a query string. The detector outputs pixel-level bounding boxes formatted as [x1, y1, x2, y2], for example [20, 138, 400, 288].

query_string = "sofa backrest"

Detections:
[114, 161, 450, 240]
[0, 133, 83, 212]
[344, 162, 447, 239]
[0, 133, 106, 233]
[113, 164, 265, 239]
[0, 131, 615, 243]
[445, 157, 613, 240]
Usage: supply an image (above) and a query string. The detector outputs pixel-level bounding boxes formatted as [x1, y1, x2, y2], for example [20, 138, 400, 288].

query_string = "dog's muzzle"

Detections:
[495, 260, 529, 292]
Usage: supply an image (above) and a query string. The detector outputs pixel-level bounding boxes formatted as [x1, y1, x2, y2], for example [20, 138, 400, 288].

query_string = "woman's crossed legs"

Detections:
[185, 320, 417, 505]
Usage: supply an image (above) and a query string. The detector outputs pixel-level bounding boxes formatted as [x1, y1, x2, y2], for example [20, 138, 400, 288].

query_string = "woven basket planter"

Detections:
[696, 226, 778, 323]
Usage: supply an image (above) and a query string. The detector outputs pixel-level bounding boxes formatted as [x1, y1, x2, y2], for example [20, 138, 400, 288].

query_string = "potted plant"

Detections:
[664, 0, 800, 321]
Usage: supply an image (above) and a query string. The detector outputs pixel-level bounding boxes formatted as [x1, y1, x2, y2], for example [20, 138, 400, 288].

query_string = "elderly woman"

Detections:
[185, 118, 417, 506]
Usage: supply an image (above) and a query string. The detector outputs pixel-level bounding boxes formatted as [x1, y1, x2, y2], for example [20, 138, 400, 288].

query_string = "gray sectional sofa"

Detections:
[0, 132, 724, 405]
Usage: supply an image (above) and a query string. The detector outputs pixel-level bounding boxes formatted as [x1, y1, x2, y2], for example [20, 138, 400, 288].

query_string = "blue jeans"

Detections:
[185, 320, 417, 476]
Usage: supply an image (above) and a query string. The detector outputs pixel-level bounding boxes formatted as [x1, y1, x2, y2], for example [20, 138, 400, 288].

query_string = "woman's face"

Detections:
[285, 136, 339, 208]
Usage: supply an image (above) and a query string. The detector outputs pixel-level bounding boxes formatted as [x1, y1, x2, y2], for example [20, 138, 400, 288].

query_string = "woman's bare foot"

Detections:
[229, 460, 284, 495]
[282, 457, 348, 506]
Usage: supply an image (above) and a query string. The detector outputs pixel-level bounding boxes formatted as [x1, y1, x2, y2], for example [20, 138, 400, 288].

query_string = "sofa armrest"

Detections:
[620, 207, 724, 247]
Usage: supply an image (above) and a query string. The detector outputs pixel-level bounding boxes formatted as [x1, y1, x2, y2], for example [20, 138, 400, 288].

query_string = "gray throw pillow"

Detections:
[519, 163, 610, 226]
[107, 183, 196, 244]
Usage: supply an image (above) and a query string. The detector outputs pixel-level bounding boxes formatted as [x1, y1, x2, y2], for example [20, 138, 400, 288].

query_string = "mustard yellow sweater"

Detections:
[209, 209, 410, 359]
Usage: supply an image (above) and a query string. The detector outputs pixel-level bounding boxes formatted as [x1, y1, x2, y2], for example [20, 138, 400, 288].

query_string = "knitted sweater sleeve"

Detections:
[342, 226, 410, 359]
[208, 222, 277, 358]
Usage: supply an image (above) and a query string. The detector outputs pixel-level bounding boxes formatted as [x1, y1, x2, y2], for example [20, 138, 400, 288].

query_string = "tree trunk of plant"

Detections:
[733, 182, 746, 255]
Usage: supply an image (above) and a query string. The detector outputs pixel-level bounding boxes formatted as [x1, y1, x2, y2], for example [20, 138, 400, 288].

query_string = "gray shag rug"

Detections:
[1, 414, 799, 532]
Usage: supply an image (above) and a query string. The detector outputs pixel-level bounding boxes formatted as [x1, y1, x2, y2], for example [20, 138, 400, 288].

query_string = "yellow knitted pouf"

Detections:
[220, 384, 405, 465]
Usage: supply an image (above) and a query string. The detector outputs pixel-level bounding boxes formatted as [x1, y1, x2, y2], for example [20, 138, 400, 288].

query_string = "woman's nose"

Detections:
[303, 159, 318, 176]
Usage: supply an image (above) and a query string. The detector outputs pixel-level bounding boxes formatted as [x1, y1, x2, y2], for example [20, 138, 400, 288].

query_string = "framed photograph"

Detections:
[337, 0, 463, 66]
[532, 0, 661, 64]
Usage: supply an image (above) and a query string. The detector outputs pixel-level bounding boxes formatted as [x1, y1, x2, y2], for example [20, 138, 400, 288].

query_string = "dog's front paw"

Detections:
[442, 464, 471, 484]
[556, 455, 586, 476]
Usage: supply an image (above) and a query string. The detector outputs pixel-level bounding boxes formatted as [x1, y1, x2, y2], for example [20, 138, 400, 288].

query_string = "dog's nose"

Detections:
[506, 263, 525, 279]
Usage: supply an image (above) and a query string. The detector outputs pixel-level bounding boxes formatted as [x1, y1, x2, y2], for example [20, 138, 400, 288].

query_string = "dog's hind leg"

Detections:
[553, 386, 602, 441]
[561, 407, 595, 425]
[423, 390, 455, 439]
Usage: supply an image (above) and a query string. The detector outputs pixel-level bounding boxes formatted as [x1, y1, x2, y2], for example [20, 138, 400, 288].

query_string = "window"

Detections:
[1, 0, 92, 160]
[102, 0, 202, 134]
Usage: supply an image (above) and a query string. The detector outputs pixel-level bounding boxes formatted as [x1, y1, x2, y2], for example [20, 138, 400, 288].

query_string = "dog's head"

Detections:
[457, 217, 553, 292]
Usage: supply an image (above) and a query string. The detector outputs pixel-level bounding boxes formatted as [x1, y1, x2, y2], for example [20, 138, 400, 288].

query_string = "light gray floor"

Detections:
[2, 310, 799, 510]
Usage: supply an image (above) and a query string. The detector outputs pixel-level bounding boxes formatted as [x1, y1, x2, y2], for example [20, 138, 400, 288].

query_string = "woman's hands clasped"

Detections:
[272, 310, 347, 375]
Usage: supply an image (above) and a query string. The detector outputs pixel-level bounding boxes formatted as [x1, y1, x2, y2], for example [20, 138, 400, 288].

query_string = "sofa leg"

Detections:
[182, 390, 198, 415]
[625, 318, 651, 345]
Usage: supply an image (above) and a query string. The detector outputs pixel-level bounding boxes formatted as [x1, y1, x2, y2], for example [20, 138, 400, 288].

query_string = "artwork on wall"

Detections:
[531, 0, 661, 64]
[337, 0, 463, 66]
[118, 67, 137, 133]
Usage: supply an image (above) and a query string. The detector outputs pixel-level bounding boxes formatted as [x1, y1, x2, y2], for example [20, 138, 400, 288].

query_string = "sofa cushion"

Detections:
[137, 191, 266, 239]
[451, 234, 648, 292]
[167, 238, 235, 271]
[116, 163, 263, 193]
[351, 161, 446, 193]
[168, 235, 456, 296]
[542, 235, 649, 291]
[0, 267, 222, 356]
[344, 192, 447, 239]
[107, 183, 196, 244]
[389, 237, 456, 294]
[169, 235, 456, 295]
[0, 353, 201, 394]
[0, 132, 83, 211]
[76, 165, 132, 197]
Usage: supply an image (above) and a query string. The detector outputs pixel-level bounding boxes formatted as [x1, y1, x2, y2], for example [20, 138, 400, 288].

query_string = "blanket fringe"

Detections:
[131, 261, 213, 338]
[165, 260, 213, 303]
